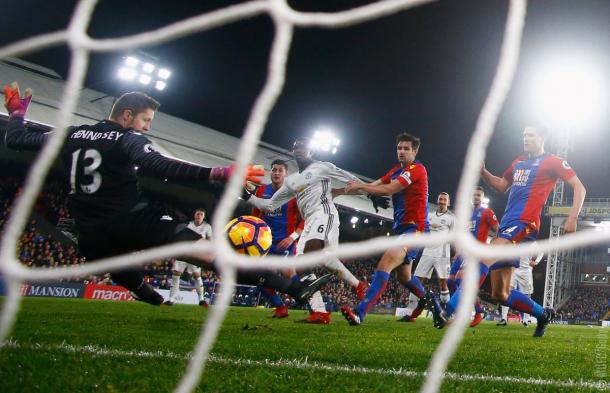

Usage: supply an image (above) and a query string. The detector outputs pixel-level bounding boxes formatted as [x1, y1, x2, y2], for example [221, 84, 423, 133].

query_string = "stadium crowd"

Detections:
[558, 286, 610, 321]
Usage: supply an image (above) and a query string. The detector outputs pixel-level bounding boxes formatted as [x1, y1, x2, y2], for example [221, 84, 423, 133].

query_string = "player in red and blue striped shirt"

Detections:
[340, 133, 444, 327]
[446, 126, 586, 337]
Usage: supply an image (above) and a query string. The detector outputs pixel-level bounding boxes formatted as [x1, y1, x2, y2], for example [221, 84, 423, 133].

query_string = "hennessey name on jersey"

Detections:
[70, 130, 125, 141]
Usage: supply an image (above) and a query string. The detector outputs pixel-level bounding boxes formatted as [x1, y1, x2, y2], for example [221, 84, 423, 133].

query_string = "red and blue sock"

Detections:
[402, 275, 426, 298]
[446, 263, 489, 317]
[504, 289, 544, 318]
[260, 287, 284, 307]
[357, 270, 389, 321]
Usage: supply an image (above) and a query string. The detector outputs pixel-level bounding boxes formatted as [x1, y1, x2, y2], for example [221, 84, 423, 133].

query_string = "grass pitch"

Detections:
[1, 298, 608, 392]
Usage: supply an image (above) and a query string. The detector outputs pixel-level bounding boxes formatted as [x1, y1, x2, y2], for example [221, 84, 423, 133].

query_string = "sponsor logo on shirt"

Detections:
[144, 143, 156, 153]
[513, 168, 531, 186]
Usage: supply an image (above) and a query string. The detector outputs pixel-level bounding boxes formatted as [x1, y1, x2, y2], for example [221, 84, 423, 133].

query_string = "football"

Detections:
[224, 215, 273, 256]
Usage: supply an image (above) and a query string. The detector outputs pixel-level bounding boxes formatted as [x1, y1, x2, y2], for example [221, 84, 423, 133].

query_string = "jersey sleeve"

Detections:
[4, 116, 49, 151]
[121, 132, 212, 182]
[549, 156, 576, 182]
[324, 162, 361, 184]
[250, 186, 265, 218]
[380, 166, 397, 184]
[485, 208, 499, 227]
[247, 182, 295, 212]
[204, 224, 213, 240]
[396, 164, 423, 187]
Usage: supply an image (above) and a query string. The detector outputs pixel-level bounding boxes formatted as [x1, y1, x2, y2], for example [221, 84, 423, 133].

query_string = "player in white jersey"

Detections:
[402, 192, 454, 321]
[499, 247, 543, 326]
[246, 137, 389, 306]
[164, 208, 213, 306]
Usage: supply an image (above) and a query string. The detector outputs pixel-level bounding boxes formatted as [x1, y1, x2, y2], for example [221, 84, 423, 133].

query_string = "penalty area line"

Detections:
[2, 340, 609, 390]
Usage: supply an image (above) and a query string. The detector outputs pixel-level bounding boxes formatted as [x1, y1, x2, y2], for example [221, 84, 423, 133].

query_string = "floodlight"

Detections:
[311, 129, 341, 154]
[125, 56, 139, 67]
[364, 218, 369, 224]
[532, 59, 604, 127]
[350, 216, 359, 224]
[139, 74, 152, 85]
[118, 67, 137, 81]
[155, 81, 167, 91]
[142, 62, 155, 73]
[158, 68, 171, 79]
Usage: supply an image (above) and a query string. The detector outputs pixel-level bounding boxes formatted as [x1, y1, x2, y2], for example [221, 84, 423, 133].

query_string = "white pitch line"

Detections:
[2, 340, 609, 390]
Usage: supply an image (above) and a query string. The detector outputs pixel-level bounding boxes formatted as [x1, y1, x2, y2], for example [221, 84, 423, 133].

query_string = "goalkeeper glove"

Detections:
[368, 194, 390, 213]
[4, 82, 33, 118]
[209, 164, 265, 185]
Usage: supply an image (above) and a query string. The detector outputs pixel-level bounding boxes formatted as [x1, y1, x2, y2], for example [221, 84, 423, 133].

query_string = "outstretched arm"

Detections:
[246, 182, 295, 212]
[346, 179, 405, 196]
[481, 164, 510, 194]
[563, 175, 586, 233]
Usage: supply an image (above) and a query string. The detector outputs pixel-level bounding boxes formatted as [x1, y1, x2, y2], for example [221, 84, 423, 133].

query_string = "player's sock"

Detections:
[404, 292, 420, 316]
[402, 276, 425, 299]
[501, 305, 509, 320]
[503, 289, 544, 318]
[308, 290, 326, 313]
[260, 287, 284, 307]
[474, 298, 483, 314]
[195, 277, 204, 302]
[440, 289, 450, 304]
[357, 270, 389, 321]
[323, 257, 359, 287]
[446, 287, 460, 316]
[522, 312, 530, 322]
[478, 263, 489, 286]
[169, 274, 181, 301]
[447, 278, 457, 295]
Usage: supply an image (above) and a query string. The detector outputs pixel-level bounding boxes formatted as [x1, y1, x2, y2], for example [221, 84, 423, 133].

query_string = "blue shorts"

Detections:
[491, 220, 538, 270]
[268, 243, 295, 257]
[394, 224, 424, 264]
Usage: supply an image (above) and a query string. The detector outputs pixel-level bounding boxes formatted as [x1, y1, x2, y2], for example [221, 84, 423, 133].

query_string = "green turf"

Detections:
[0, 298, 608, 392]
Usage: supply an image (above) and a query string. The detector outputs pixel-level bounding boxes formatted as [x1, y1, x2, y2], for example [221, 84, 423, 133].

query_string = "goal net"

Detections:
[1, 1, 606, 392]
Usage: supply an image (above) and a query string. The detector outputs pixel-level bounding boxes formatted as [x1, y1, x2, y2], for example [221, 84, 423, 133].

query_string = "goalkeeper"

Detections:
[3, 83, 330, 306]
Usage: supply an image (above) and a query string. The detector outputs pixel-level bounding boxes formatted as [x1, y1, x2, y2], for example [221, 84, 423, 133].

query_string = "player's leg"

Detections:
[166, 260, 186, 305]
[434, 257, 451, 304]
[401, 256, 431, 320]
[341, 246, 406, 325]
[76, 225, 164, 306]
[188, 266, 207, 307]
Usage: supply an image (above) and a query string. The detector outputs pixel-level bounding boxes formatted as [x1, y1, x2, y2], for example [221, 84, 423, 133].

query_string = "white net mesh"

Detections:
[1, 0, 608, 392]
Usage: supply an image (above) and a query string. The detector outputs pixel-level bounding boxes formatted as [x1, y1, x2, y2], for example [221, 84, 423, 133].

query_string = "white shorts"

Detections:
[415, 255, 450, 279]
[172, 260, 201, 275]
[296, 211, 339, 256]
[511, 269, 533, 294]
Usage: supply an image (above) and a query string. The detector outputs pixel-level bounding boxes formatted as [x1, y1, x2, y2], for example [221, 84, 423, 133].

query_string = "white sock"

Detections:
[523, 312, 530, 322]
[169, 274, 181, 301]
[501, 305, 509, 320]
[308, 291, 326, 313]
[440, 290, 450, 304]
[195, 277, 204, 301]
[322, 257, 359, 287]
[405, 292, 420, 316]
